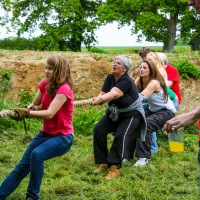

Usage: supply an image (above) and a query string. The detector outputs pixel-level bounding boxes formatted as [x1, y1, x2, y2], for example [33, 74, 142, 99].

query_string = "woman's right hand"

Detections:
[92, 96, 102, 105]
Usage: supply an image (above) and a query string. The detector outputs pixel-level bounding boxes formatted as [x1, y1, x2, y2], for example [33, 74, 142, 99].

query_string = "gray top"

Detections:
[109, 95, 147, 141]
[147, 89, 176, 113]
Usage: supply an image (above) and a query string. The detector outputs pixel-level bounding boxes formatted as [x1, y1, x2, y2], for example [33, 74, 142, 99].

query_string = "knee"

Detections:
[113, 133, 124, 142]
[31, 149, 44, 162]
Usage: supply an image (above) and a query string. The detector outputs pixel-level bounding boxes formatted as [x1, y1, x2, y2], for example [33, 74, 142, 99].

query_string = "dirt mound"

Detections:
[0, 50, 199, 114]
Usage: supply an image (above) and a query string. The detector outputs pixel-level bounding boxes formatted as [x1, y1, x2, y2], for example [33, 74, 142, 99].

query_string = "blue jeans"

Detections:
[171, 99, 179, 110]
[151, 132, 158, 153]
[0, 131, 74, 200]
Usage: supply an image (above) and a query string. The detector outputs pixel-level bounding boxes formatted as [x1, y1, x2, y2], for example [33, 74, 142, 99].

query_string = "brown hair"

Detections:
[46, 55, 74, 96]
[138, 47, 152, 57]
[137, 59, 168, 101]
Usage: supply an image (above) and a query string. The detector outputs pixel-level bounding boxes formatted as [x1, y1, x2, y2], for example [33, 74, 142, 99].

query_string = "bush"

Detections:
[17, 90, 35, 107]
[0, 36, 61, 51]
[173, 59, 200, 79]
[73, 106, 105, 136]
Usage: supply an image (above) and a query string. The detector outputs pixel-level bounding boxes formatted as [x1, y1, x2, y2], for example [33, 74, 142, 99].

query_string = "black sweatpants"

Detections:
[93, 112, 142, 167]
[135, 108, 175, 159]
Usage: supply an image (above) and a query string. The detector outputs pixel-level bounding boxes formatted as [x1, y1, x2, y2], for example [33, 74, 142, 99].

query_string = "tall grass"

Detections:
[0, 106, 199, 200]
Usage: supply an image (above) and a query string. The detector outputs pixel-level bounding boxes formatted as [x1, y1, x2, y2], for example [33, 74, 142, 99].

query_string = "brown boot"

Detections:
[105, 165, 120, 180]
[94, 164, 108, 174]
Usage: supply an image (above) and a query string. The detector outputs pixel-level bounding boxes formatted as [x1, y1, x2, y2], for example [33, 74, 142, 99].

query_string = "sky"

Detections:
[94, 22, 162, 47]
[0, 22, 162, 47]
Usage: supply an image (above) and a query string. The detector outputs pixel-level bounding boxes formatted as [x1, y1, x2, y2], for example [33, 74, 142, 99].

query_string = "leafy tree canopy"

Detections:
[97, 0, 200, 52]
[1, 0, 103, 52]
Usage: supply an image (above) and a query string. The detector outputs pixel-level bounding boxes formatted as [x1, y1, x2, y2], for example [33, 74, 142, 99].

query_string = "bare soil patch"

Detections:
[0, 50, 199, 114]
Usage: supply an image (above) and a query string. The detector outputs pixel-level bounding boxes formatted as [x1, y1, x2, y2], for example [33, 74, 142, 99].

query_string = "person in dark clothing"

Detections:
[92, 55, 146, 180]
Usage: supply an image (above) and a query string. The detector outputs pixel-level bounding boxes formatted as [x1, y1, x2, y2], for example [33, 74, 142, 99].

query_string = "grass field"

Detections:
[0, 105, 199, 200]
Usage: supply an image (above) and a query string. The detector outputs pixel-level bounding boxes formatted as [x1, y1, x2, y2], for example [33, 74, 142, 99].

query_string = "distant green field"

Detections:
[81, 46, 162, 54]
[81, 46, 191, 54]
[81, 46, 162, 50]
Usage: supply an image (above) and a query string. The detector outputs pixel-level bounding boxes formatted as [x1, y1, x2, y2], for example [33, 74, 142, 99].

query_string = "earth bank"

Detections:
[0, 50, 199, 115]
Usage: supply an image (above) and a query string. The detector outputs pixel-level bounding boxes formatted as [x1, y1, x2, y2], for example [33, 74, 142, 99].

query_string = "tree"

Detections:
[97, 0, 200, 52]
[1, 0, 103, 52]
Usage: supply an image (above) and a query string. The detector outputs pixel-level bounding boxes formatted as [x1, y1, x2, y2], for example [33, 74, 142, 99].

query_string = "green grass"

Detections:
[0, 47, 199, 199]
[0, 106, 199, 200]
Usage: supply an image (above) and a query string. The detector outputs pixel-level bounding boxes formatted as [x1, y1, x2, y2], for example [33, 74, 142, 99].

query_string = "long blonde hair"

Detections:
[146, 52, 164, 70]
[46, 55, 74, 96]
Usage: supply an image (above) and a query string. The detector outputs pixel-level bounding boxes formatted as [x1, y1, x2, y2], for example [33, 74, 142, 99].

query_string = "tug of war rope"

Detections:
[0, 98, 94, 132]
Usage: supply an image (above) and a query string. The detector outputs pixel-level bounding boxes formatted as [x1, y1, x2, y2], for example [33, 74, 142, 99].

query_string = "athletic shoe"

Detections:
[122, 158, 129, 163]
[133, 158, 151, 166]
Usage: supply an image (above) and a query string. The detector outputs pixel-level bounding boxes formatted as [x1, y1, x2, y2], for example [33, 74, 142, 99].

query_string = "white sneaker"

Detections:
[133, 158, 151, 166]
[122, 159, 129, 163]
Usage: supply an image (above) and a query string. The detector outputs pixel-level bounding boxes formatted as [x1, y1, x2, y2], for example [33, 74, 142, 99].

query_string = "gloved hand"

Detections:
[28, 105, 42, 111]
[9, 107, 30, 121]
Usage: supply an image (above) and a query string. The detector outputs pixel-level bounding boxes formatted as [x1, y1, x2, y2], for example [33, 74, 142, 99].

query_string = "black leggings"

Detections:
[135, 108, 175, 159]
[93, 113, 142, 167]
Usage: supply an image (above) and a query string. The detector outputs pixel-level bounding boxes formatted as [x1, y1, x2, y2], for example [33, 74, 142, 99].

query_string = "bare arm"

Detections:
[29, 94, 67, 119]
[93, 87, 123, 105]
[27, 90, 42, 108]
[134, 77, 140, 85]
[98, 91, 106, 96]
[162, 106, 200, 133]
[167, 80, 173, 87]
[159, 67, 167, 79]
[141, 80, 159, 98]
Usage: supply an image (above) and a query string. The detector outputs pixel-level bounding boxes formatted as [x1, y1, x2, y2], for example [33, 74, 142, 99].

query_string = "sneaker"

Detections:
[133, 158, 151, 166]
[26, 197, 34, 200]
[94, 164, 108, 174]
[105, 165, 120, 180]
[122, 158, 129, 163]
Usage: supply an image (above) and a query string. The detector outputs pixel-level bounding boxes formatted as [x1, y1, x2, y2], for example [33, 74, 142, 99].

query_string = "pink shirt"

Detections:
[39, 80, 74, 135]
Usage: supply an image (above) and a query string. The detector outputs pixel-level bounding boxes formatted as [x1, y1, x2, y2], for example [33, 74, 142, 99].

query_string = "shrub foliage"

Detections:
[173, 59, 200, 79]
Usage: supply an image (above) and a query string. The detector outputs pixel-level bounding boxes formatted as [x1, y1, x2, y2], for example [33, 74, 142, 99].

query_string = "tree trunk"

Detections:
[70, 39, 82, 52]
[163, 15, 177, 52]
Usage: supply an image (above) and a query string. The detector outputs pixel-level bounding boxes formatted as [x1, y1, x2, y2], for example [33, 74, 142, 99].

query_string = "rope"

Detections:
[74, 98, 93, 107]
[0, 99, 94, 119]
[0, 109, 18, 118]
